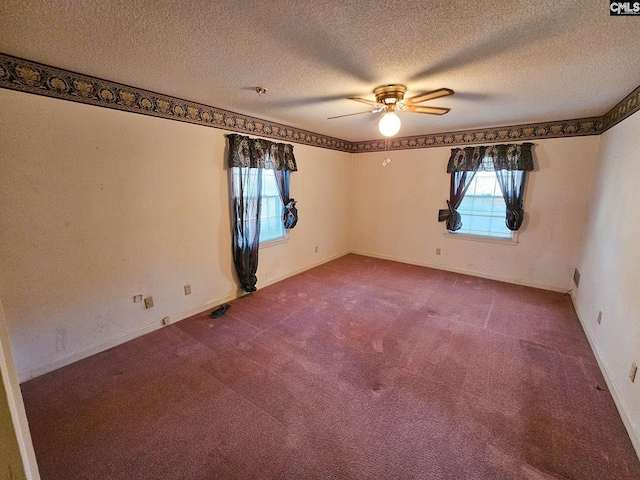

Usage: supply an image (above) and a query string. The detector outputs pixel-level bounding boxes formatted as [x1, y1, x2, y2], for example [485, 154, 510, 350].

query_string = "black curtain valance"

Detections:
[227, 134, 297, 171]
[447, 143, 534, 173]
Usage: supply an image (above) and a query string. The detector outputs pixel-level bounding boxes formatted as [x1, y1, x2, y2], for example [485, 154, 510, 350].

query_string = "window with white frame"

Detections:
[230, 167, 285, 244]
[454, 159, 512, 239]
[259, 169, 285, 243]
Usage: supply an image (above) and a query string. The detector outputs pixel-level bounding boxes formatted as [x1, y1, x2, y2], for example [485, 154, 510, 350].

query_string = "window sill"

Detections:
[444, 231, 519, 246]
[259, 235, 288, 249]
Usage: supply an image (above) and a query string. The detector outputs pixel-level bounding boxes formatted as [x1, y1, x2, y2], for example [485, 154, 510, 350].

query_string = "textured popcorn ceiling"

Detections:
[1, 0, 638, 141]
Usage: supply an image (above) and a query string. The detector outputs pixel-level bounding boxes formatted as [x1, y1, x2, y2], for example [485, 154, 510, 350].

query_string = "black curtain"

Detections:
[437, 143, 534, 232]
[227, 134, 297, 293]
[274, 169, 298, 229]
[438, 146, 486, 231]
[230, 166, 262, 292]
[485, 143, 534, 231]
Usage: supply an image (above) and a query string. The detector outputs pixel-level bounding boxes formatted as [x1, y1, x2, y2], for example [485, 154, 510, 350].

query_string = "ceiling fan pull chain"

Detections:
[382, 137, 392, 166]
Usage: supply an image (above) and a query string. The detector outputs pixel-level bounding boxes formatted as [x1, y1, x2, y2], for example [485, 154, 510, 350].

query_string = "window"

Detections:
[259, 169, 285, 243]
[230, 167, 285, 244]
[455, 160, 512, 239]
[439, 143, 532, 242]
[227, 134, 298, 293]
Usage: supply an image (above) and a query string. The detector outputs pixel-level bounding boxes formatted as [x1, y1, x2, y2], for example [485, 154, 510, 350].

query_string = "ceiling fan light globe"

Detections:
[379, 112, 401, 137]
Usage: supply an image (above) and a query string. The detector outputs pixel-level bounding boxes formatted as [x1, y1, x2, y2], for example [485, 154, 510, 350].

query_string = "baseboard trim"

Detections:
[17, 294, 236, 383]
[16, 249, 639, 462]
[349, 249, 568, 293]
[569, 291, 640, 459]
[18, 251, 350, 383]
[350, 250, 639, 458]
[257, 250, 349, 290]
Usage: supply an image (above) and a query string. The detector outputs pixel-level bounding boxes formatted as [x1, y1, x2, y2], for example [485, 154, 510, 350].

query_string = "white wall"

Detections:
[350, 136, 599, 292]
[572, 111, 640, 455]
[0, 89, 351, 382]
[257, 145, 351, 286]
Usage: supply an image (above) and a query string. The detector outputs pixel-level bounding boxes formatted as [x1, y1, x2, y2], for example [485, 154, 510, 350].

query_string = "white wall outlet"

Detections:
[630, 362, 638, 383]
[314, 246, 318, 253]
[597, 311, 602, 325]
[436, 248, 441, 255]
[133, 295, 143, 303]
[144, 296, 154, 309]
[161, 317, 170, 326]
[184, 284, 191, 295]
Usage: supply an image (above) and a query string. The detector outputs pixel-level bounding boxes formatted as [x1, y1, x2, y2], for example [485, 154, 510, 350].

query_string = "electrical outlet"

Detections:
[144, 296, 154, 309]
[436, 248, 441, 255]
[161, 317, 170, 326]
[133, 295, 143, 303]
[597, 311, 602, 325]
[630, 362, 638, 383]
[315, 246, 318, 253]
[184, 284, 191, 295]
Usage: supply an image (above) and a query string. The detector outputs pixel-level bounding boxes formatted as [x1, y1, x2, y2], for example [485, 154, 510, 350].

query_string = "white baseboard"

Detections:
[18, 295, 236, 383]
[17, 250, 638, 462]
[351, 250, 640, 459]
[19, 251, 350, 383]
[569, 291, 640, 460]
[349, 249, 568, 293]
[257, 250, 349, 289]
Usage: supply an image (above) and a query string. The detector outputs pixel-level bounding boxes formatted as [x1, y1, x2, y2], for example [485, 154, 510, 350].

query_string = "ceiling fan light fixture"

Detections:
[379, 111, 401, 137]
[333, 84, 453, 136]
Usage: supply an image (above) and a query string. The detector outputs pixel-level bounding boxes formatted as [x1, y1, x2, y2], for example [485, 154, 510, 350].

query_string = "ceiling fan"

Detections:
[328, 84, 454, 136]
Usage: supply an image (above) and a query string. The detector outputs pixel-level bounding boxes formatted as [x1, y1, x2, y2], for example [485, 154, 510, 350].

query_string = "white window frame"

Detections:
[445, 230, 518, 245]
[449, 159, 518, 245]
[258, 169, 287, 247]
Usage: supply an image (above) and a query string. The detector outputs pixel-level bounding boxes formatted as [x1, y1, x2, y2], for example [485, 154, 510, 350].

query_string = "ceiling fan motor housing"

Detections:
[374, 84, 406, 105]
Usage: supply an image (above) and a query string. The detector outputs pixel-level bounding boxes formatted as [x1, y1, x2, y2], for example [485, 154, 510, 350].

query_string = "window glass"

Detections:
[259, 169, 285, 243]
[455, 167, 512, 239]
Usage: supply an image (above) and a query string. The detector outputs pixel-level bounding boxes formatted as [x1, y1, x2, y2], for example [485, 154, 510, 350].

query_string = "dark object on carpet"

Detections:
[210, 304, 230, 318]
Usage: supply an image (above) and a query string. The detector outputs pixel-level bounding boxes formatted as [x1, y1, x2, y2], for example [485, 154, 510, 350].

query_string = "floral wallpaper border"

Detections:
[602, 84, 640, 132]
[0, 53, 350, 152]
[351, 117, 603, 153]
[1, 53, 638, 153]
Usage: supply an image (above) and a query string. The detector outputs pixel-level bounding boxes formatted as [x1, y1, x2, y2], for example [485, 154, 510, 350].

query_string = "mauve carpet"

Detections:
[21, 254, 640, 479]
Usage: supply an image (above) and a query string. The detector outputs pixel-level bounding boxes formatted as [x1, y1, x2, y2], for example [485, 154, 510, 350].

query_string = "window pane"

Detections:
[490, 216, 506, 231]
[455, 162, 512, 239]
[259, 170, 285, 243]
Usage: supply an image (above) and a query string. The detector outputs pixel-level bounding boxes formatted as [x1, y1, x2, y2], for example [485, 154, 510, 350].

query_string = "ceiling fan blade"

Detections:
[406, 105, 451, 115]
[348, 97, 381, 107]
[327, 110, 378, 119]
[404, 88, 454, 106]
